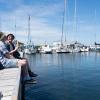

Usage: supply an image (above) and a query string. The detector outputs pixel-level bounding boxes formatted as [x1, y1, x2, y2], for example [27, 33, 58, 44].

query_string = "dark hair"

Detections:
[7, 34, 15, 40]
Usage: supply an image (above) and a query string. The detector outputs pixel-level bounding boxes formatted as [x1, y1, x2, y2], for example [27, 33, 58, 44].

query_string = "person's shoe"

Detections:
[29, 71, 38, 77]
[25, 79, 37, 84]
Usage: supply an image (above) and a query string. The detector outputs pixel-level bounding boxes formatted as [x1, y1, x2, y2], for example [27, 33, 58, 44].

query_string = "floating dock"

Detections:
[0, 67, 21, 100]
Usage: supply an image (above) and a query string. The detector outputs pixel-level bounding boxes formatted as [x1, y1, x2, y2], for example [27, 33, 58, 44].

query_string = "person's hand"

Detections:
[15, 40, 19, 50]
[15, 46, 18, 50]
[9, 55, 15, 59]
[16, 40, 19, 47]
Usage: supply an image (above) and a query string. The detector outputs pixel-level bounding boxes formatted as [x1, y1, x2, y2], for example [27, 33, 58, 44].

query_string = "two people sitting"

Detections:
[0, 32, 37, 84]
[6, 33, 37, 77]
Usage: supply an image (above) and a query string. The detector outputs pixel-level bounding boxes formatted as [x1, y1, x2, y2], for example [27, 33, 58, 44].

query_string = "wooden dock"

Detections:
[0, 67, 21, 100]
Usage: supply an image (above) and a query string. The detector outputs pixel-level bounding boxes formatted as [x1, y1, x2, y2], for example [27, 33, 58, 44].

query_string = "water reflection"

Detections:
[25, 52, 100, 100]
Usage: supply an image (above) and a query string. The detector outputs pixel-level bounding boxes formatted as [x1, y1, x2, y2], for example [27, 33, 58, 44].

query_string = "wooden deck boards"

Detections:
[0, 68, 21, 100]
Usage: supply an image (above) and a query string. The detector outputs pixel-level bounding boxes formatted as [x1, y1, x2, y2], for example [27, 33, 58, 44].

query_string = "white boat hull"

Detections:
[24, 49, 36, 54]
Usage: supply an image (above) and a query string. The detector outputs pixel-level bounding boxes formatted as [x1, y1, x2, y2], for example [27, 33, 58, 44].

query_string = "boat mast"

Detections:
[64, 0, 67, 43]
[14, 19, 16, 37]
[28, 15, 31, 44]
[0, 17, 1, 32]
[61, 0, 67, 45]
[74, 0, 77, 41]
[94, 9, 96, 43]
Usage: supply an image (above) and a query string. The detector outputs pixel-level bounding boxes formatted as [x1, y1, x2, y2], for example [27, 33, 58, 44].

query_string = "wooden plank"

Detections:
[0, 67, 21, 100]
[0, 81, 15, 87]
[12, 66, 21, 100]
[1, 96, 12, 100]
[0, 68, 19, 75]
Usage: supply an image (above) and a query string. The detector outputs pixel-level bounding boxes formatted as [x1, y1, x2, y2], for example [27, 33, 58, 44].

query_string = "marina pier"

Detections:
[0, 67, 22, 100]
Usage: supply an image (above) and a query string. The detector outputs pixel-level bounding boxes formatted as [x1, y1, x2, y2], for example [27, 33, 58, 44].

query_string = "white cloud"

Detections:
[0, 3, 63, 45]
[0, 0, 100, 45]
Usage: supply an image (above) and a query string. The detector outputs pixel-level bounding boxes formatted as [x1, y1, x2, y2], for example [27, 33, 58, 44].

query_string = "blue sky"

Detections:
[0, 0, 100, 45]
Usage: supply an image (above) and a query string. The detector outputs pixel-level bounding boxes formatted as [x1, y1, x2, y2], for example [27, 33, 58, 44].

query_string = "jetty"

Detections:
[0, 67, 22, 100]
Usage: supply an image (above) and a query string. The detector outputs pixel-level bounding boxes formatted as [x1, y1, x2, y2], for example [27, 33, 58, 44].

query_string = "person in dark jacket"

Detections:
[6, 33, 37, 77]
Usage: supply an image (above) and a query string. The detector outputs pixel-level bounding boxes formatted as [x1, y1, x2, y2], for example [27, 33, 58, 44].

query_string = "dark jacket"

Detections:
[6, 43, 21, 59]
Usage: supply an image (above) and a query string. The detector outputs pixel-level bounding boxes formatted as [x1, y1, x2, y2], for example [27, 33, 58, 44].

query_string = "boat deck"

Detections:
[0, 67, 21, 100]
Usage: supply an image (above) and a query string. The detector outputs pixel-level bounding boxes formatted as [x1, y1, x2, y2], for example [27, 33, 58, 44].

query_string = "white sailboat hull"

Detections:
[24, 48, 36, 54]
[40, 45, 52, 54]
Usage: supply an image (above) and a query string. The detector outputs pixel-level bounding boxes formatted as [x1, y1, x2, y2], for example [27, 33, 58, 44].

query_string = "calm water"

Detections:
[25, 52, 100, 100]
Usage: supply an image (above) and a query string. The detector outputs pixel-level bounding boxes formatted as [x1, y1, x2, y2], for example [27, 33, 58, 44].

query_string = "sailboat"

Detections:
[56, 0, 70, 53]
[71, 0, 81, 53]
[39, 45, 52, 54]
[24, 15, 36, 54]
